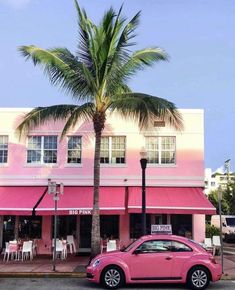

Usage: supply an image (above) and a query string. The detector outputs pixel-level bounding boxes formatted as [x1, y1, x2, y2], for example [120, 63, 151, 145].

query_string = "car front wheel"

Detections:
[187, 266, 210, 290]
[101, 265, 124, 289]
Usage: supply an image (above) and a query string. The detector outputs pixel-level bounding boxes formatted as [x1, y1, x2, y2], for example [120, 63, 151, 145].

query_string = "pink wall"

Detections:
[193, 214, 206, 243]
[119, 213, 130, 247]
[38, 216, 52, 254]
[0, 108, 204, 188]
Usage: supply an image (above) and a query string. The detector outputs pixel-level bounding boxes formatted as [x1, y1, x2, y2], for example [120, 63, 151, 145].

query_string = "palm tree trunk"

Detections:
[91, 112, 105, 258]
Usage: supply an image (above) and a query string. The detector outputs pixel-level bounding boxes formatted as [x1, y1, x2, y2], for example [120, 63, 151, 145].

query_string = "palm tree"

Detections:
[17, 0, 183, 257]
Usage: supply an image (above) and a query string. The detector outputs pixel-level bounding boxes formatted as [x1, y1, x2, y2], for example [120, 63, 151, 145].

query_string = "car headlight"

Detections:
[92, 259, 100, 268]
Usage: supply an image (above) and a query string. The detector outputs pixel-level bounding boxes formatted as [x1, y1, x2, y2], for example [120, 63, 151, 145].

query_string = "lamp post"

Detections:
[48, 180, 64, 272]
[224, 159, 231, 183]
[140, 147, 148, 236]
[218, 185, 224, 273]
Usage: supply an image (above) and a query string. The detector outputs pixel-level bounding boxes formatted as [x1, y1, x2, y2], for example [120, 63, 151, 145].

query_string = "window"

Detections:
[27, 136, 57, 164]
[146, 136, 176, 164]
[130, 214, 151, 239]
[137, 240, 192, 253]
[138, 240, 171, 253]
[171, 241, 192, 252]
[0, 135, 8, 163]
[19, 216, 42, 239]
[171, 214, 192, 238]
[100, 136, 126, 164]
[67, 136, 82, 163]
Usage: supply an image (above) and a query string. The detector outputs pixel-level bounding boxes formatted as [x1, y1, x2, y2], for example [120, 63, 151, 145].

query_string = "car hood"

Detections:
[91, 250, 125, 262]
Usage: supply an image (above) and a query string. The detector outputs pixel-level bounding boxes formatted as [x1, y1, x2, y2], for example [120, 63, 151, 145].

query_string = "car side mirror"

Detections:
[133, 249, 142, 255]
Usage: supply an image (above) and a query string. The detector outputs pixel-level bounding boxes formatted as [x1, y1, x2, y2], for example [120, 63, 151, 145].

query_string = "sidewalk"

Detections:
[0, 253, 235, 280]
[219, 254, 235, 280]
[0, 254, 89, 277]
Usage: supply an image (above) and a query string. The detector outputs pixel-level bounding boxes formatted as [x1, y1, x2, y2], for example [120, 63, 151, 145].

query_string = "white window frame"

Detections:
[27, 135, 58, 164]
[145, 136, 176, 165]
[67, 136, 82, 164]
[100, 136, 126, 164]
[0, 135, 8, 164]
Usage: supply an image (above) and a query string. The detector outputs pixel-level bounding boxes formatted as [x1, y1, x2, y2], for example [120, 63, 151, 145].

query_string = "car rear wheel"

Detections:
[187, 266, 210, 290]
[101, 265, 124, 289]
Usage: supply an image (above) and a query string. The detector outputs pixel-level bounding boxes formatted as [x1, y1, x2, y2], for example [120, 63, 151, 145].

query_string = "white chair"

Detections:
[204, 238, 214, 253]
[32, 239, 38, 257]
[21, 241, 33, 261]
[66, 235, 76, 254]
[107, 240, 117, 252]
[53, 240, 66, 260]
[212, 235, 221, 255]
[100, 239, 108, 253]
[3, 241, 19, 262]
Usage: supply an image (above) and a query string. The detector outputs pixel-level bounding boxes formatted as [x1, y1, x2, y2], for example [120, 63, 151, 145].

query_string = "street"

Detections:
[0, 278, 234, 290]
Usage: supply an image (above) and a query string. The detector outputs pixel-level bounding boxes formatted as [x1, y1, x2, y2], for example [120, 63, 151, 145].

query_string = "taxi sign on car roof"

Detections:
[151, 224, 172, 234]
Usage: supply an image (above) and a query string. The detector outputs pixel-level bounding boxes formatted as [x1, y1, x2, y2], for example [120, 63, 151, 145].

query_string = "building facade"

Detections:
[0, 108, 215, 254]
[204, 167, 234, 194]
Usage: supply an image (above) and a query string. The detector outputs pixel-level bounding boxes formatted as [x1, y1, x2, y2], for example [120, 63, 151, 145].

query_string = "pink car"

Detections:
[86, 235, 222, 290]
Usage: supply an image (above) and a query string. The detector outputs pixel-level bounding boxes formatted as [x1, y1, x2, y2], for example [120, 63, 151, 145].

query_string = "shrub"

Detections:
[206, 224, 220, 238]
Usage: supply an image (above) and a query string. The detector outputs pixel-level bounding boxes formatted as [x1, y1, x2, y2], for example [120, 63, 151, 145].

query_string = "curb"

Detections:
[0, 272, 234, 280]
[221, 274, 235, 280]
[0, 272, 86, 278]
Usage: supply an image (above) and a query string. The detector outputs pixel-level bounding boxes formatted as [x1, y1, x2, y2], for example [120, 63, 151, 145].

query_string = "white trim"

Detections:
[0, 174, 204, 181]
[0, 208, 33, 210]
[128, 205, 215, 211]
[36, 207, 93, 211]
[36, 207, 125, 211]
[0, 181, 205, 187]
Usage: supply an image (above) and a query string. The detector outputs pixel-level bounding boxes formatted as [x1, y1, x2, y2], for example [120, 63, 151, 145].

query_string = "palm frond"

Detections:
[109, 93, 183, 130]
[105, 47, 168, 95]
[18, 46, 96, 100]
[61, 102, 95, 139]
[16, 105, 79, 139]
[74, 0, 95, 68]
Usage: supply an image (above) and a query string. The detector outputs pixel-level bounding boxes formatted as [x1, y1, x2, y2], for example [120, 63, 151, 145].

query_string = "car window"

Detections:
[137, 240, 171, 253]
[136, 239, 192, 253]
[171, 241, 192, 252]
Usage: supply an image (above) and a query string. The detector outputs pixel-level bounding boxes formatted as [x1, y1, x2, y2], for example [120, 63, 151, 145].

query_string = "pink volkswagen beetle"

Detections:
[86, 235, 222, 290]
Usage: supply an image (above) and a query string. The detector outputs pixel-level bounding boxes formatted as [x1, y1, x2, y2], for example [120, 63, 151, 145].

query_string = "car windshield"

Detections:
[226, 218, 235, 226]
[121, 239, 140, 252]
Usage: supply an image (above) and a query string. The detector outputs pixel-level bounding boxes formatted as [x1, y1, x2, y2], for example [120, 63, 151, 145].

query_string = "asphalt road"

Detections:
[0, 278, 234, 290]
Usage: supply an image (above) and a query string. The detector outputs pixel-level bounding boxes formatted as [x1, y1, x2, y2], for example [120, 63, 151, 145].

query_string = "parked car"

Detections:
[86, 234, 222, 290]
[211, 215, 235, 241]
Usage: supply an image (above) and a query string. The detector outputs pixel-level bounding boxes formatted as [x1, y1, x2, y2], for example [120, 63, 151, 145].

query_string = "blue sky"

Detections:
[0, 0, 234, 171]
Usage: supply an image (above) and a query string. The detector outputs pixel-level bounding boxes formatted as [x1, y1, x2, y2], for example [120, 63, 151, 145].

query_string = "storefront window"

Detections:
[19, 216, 42, 239]
[130, 214, 151, 239]
[3, 216, 15, 244]
[79, 215, 120, 248]
[100, 215, 119, 239]
[171, 214, 192, 238]
[52, 216, 76, 239]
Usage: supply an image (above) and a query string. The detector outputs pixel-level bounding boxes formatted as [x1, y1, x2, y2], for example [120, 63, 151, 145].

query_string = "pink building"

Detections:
[0, 108, 215, 254]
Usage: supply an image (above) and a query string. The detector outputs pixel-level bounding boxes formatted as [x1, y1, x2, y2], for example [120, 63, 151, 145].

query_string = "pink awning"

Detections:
[128, 187, 216, 215]
[36, 186, 126, 215]
[0, 186, 46, 215]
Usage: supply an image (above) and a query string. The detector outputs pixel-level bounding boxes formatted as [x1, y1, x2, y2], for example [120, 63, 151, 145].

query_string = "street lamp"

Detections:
[140, 147, 148, 236]
[224, 159, 231, 181]
[218, 185, 224, 273]
[48, 180, 64, 272]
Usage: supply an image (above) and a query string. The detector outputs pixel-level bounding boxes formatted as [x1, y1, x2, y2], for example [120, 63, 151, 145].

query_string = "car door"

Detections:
[170, 240, 194, 278]
[128, 240, 174, 280]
